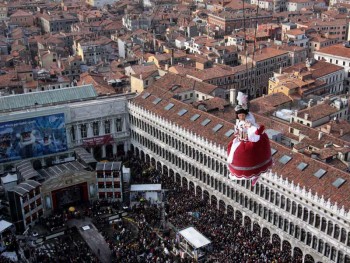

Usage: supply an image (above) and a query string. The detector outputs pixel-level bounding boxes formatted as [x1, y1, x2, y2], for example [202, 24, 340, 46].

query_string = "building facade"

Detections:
[314, 43, 350, 91]
[240, 47, 290, 97]
[7, 180, 42, 233]
[74, 37, 114, 66]
[2, 79, 350, 261]
[40, 162, 97, 216]
[85, 0, 115, 8]
[128, 88, 350, 263]
[38, 12, 79, 34]
[286, 0, 313, 11]
[0, 85, 133, 174]
[207, 12, 273, 34]
[96, 162, 123, 201]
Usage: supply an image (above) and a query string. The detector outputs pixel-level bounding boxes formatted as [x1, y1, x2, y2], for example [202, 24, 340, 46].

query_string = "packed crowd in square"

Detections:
[3, 156, 307, 262]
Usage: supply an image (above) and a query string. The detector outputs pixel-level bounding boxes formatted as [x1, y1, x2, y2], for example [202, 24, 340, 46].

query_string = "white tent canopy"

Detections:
[178, 227, 211, 249]
[1, 173, 17, 184]
[0, 220, 13, 234]
[130, 184, 161, 191]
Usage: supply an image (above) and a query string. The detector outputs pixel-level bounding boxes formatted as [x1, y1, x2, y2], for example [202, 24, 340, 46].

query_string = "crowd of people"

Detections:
[39, 213, 68, 233]
[26, 201, 119, 262]
[166, 186, 297, 262]
[33, 228, 99, 263]
[108, 157, 306, 263]
[10, 156, 308, 262]
[128, 157, 162, 185]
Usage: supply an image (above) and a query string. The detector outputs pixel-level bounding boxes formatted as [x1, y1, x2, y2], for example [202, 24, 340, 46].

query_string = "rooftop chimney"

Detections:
[308, 99, 314, 108]
[170, 49, 174, 66]
[229, 88, 237, 106]
[318, 131, 323, 140]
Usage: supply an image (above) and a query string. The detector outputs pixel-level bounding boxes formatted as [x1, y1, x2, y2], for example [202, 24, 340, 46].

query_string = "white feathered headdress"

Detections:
[237, 91, 248, 109]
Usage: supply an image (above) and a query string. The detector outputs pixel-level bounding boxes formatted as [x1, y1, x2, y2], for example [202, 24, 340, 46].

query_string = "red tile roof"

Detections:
[132, 86, 350, 210]
[153, 73, 218, 95]
[316, 43, 350, 59]
[283, 60, 344, 79]
[296, 103, 338, 122]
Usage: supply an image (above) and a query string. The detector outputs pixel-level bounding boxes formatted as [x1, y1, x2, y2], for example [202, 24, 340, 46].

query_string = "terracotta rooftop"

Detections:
[168, 65, 196, 76]
[132, 70, 158, 80]
[297, 18, 347, 28]
[10, 9, 32, 17]
[250, 93, 293, 114]
[317, 120, 350, 140]
[270, 142, 350, 210]
[153, 73, 217, 95]
[285, 29, 306, 36]
[249, 47, 289, 62]
[78, 72, 116, 96]
[132, 86, 350, 211]
[283, 60, 343, 79]
[315, 43, 350, 59]
[296, 103, 338, 122]
[130, 64, 158, 75]
[288, 0, 310, 3]
[187, 66, 232, 81]
[193, 97, 230, 112]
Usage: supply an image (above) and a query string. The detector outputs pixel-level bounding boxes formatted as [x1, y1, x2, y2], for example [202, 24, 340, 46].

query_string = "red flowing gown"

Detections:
[227, 132, 272, 180]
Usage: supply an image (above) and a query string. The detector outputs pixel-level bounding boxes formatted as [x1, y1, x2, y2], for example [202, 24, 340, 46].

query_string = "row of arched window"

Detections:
[130, 112, 350, 262]
[130, 116, 227, 174]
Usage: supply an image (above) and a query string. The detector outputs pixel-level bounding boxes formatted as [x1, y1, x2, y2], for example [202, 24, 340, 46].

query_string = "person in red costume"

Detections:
[227, 92, 272, 186]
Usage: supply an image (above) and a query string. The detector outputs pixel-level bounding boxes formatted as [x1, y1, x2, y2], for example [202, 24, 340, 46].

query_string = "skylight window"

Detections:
[225, 129, 235, 138]
[201, 118, 211, 126]
[178, 109, 188, 116]
[142, 92, 150, 99]
[164, 103, 174, 111]
[190, 114, 200, 121]
[314, 169, 326, 179]
[171, 85, 180, 91]
[332, 178, 346, 188]
[297, 162, 308, 171]
[153, 97, 162, 105]
[271, 148, 277, 156]
[212, 124, 223, 133]
[279, 155, 292, 165]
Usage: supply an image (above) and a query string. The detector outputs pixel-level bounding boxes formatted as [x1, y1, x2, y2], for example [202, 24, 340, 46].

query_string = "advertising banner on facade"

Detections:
[0, 113, 67, 163]
[82, 134, 114, 147]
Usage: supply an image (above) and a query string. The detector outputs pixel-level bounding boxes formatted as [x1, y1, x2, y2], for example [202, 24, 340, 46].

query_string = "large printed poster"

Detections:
[0, 113, 67, 163]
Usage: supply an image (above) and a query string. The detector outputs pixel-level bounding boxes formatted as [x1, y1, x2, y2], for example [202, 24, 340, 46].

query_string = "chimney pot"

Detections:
[229, 88, 236, 105]
[318, 131, 323, 140]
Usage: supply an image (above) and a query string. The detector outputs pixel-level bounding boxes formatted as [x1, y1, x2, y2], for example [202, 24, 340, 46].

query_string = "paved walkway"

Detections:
[67, 218, 112, 263]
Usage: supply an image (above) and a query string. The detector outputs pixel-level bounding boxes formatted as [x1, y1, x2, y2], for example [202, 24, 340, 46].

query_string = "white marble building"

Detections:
[2, 82, 350, 262]
[66, 97, 130, 159]
[128, 86, 350, 263]
[0, 85, 134, 172]
[314, 43, 350, 92]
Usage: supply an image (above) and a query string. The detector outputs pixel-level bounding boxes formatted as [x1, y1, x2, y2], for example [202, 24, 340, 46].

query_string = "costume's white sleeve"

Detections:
[234, 120, 239, 134]
[246, 113, 257, 126]
[247, 126, 260, 142]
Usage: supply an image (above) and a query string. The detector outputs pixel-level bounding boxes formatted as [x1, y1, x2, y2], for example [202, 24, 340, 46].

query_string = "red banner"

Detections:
[82, 134, 114, 147]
